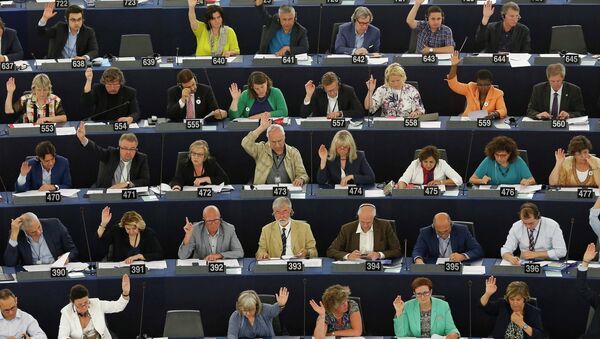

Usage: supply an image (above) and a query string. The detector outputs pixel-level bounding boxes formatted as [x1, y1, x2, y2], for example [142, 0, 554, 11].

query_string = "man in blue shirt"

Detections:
[255, 0, 308, 56]
[0, 289, 47, 339]
[334, 6, 380, 55]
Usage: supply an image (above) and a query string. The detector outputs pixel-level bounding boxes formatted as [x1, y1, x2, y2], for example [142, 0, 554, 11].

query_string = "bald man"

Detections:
[412, 213, 483, 264]
[327, 203, 402, 260]
[178, 205, 244, 261]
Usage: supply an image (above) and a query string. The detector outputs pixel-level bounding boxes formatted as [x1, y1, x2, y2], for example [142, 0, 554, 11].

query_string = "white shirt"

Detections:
[327, 95, 338, 114]
[342, 223, 385, 260]
[589, 208, 600, 238]
[548, 85, 563, 114]
[58, 297, 128, 339]
[278, 222, 293, 257]
[0, 309, 47, 339]
[398, 159, 463, 186]
[500, 216, 567, 260]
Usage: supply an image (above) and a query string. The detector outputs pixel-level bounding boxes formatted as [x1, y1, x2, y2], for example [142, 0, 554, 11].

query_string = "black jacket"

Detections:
[169, 157, 230, 187]
[481, 298, 544, 338]
[37, 22, 98, 59]
[82, 84, 141, 122]
[526, 81, 585, 118]
[0, 27, 24, 61]
[300, 83, 364, 118]
[475, 21, 531, 53]
[166, 83, 219, 121]
[100, 226, 164, 262]
[577, 268, 600, 338]
[256, 4, 308, 55]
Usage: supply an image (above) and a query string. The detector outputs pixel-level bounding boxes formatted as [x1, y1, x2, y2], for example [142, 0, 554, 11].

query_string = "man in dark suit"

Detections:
[327, 203, 402, 260]
[527, 63, 585, 120]
[412, 212, 484, 264]
[0, 18, 24, 61]
[255, 0, 308, 56]
[578, 243, 600, 338]
[15, 141, 71, 192]
[334, 6, 380, 55]
[37, 4, 98, 60]
[82, 67, 140, 123]
[166, 68, 227, 122]
[76, 122, 150, 189]
[475, 1, 531, 53]
[301, 72, 364, 118]
[4, 213, 78, 266]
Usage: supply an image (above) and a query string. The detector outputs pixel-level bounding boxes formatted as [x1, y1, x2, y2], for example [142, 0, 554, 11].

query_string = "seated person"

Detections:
[309, 285, 362, 338]
[187, 1, 239, 57]
[448, 51, 507, 119]
[59, 276, 129, 339]
[37, 4, 98, 60]
[578, 243, 600, 338]
[501, 203, 567, 265]
[334, 7, 380, 55]
[301, 72, 363, 118]
[469, 135, 535, 186]
[76, 122, 150, 189]
[0, 18, 24, 61]
[480, 277, 544, 338]
[227, 288, 288, 338]
[550, 135, 600, 187]
[317, 130, 375, 186]
[327, 203, 401, 260]
[4, 212, 78, 266]
[97, 207, 164, 263]
[229, 71, 288, 119]
[0, 289, 47, 338]
[242, 116, 308, 186]
[406, 0, 455, 54]
[255, 0, 308, 56]
[82, 67, 140, 123]
[364, 63, 424, 117]
[527, 63, 585, 120]
[393, 277, 459, 338]
[412, 212, 484, 264]
[256, 197, 318, 259]
[4, 74, 66, 124]
[476, 1, 530, 53]
[15, 140, 72, 192]
[178, 205, 244, 260]
[396, 145, 462, 189]
[590, 196, 600, 239]
[166, 68, 227, 121]
[170, 140, 229, 190]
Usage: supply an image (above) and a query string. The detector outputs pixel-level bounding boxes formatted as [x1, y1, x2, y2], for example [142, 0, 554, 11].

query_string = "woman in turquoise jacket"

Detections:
[392, 277, 460, 338]
[228, 71, 288, 119]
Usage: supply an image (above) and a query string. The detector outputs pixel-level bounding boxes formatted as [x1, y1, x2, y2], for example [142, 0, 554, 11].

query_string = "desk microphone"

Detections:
[85, 101, 131, 121]
[458, 36, 468, 53]
[565, 217, 575, 261]
[175, 47, 180, 65]
[403, 238, 409, 271]
[462, 130, 475, 188]
[315, 4, 323, 64]
[467, 280, 473, 337]
[202, 67, 224, 125]
[302, 278, 307, 338]
[136, 281, 148, 339]
[158, 133, 165, 198]
[247, 258, 257, 272]
[30, 53, 38, 70]
[0, 173, 9, 204]
[79, 207, 96, 274]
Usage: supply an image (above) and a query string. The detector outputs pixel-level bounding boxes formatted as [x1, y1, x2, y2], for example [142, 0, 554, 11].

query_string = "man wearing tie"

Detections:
[526, 63, 585, 120]
[256, 197, 318, 259]
[166, 68, 227, 122]
[76, 122, 150, 189]
[15, 141, 72, 192]
[500, 202, 567, 265]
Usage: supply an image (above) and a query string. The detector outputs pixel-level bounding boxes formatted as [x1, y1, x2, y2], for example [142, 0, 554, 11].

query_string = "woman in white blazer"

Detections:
[58, 274, 130, 339]
[396, 145, 463, 188]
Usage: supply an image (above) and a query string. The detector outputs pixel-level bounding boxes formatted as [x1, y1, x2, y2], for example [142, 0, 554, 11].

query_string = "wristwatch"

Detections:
[522, 324, 529, 330]
[428, 48, 434, 54]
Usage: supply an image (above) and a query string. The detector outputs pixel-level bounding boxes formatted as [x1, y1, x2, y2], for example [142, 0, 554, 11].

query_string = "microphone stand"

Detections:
[79, 207, 96, 274]
[136, 281, 148, 339]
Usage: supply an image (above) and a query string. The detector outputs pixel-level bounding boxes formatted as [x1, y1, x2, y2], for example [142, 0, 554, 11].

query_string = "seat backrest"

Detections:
[414, 148, 448, 162]
[258, 294, 286, 335]
[406, 80, 419, 91]
[527, 297, 538, 308]
[163, 310, 204, 337]
[518, 149, 529, 166]
[174, 151, 188, 177]
[550, 25, 587, 54]
[329, 23, 343, 54]
[119, 34, 154, 57]
[453, 220, 475, 238]
[348, 296, 366, 335]
[406, 30, 417, 54]
[258, 26, 268, 53]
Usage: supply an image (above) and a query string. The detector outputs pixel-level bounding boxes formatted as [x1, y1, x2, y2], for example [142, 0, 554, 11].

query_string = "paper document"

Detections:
[86, 189, 105, 195]
[23, 264, 51, 272]
[177, 259, 201, 266]
[67, 262, 90, 271]
[11, 123, 36, 128]
[114, 56, 136, 61]
[254, 54, 281, 59]
[106, 186, 148, 194]
[500, 259, 523, 266]
[367, 58, 388, 65]
[468, 110, 488, 120]
[256, 259, 287, 265]
[462, 266, 486, 275]
[436, 258, 450, 264]
[98, 260, 167, 270]
[243, 184, 302, 191]
[13, 188, 78, 197]
[56, 127, 77, 135]
[52, 252, 70, 267]
[365, 189, 385, 198]
[568, 115, 588, 125]
[420, 121, 441, 129]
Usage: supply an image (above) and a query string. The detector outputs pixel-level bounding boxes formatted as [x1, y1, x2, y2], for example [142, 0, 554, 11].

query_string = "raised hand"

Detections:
[275, 287, 289, 306]
[305, 80, 316, 97]
[42, 3, 57, 21]
[20, 161, 32, 176]
[187, 0, 197, 7]
[393, 295, 405, 316]
[451, 51, 461, 66]
[101, 206, 112, 226]
[318, 144, 328, 161]
[554, 148, 565, 164]
[76, 121, 87, 143]
[6, 77, 15, 93]
[583, 243, 597, 263]
[365, 75, 376, 93]
[482, 0, 494, 18]
[484, 276, 497, 295]
[309, 299, 326, 316]
[84, 67, 93, 81]
[229, 83, 241, 100]
[121, 274, 130, 296]
[183, 217, 193, 236]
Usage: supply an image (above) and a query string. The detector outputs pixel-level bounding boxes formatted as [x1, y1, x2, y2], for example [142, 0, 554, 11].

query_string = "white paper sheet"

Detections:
[365, 189, 386, 197]
[56, 127, 77, 135]
[462, 266, 486, 275]
[568, 115, 588, 124]
[420, 121, 441, 129]
[367, 58, 389, 65]
[569, 125, 590, 131]
[52, 252, 69, 267]
[23, 264, 51, 272]
[105, 186, 148, 194]
[242, 184, 302, 191]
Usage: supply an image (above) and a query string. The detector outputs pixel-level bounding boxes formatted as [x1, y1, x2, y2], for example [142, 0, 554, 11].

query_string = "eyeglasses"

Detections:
[190, 152, 206, 158]
[203, 219, 220, 224]
[494, 152, 509, 158]
[1, 305, 16, 313]
[414, 291, 431, 298]
[356, 20, 370, 26]
[119, 147, 138, 152]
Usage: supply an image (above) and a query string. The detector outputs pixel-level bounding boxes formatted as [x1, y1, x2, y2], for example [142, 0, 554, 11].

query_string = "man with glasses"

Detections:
[76, 123, 149, 189]
[3, 212, 78, 267]
[37, 4, 98, 60]
[178, 205, 243, 261]
[166, 68, 227, 122]
[476, 1, 530, 53]
[256, 197, 317, 259]
[15, 141, 71, 192]
[501, 202, 566, 265]
[0, 289, 47, 338]
[301, 72, 363, 119]
[412, 212, 483, 264]
[82, 67, 140, 124]
[334, 6, 380, 55]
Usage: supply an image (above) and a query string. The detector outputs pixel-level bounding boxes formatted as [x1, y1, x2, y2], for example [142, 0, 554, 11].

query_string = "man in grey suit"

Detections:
[178, 205, 244, 260]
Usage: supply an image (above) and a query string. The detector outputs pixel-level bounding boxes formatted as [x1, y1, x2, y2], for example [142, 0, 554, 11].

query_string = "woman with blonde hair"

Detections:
[317, 130, 375, 186]
[227, 287, 289, 338]
[170, 139, 230, 190]
[364, 63, 424, 117]
[4, 74, 66, 123]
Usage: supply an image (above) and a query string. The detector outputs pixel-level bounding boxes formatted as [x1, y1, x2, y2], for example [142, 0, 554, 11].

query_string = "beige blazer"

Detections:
[256, 220, 318, 258]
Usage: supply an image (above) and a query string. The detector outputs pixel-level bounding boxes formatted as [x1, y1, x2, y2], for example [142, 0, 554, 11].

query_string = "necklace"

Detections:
[498, 164, 510, 177]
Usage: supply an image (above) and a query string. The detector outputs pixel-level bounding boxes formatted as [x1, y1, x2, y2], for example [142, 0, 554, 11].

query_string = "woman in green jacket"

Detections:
[228, 71, 288, 119]
[393, 277, 460, 338]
